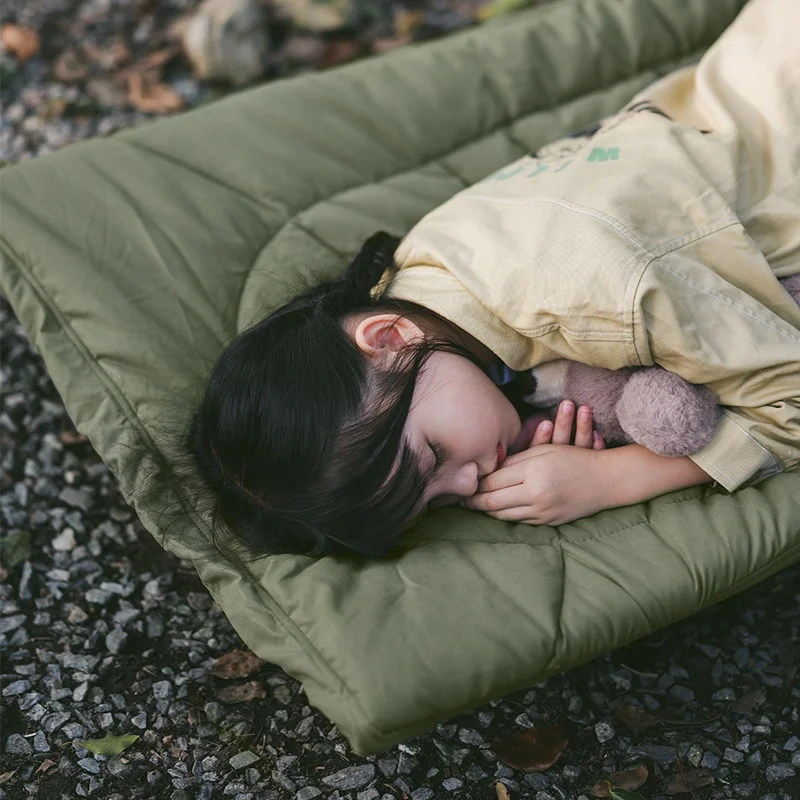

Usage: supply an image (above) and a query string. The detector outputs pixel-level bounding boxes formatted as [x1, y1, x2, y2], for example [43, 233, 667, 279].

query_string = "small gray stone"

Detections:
[42, 712, 70, 733]
[51, 528, 76, 551]
[458, 728, 484, 746]
[784, 736, 799, 751]
[229, 751, 259, 770]
[701, 752, 720, 769]
[441, 778, 463, 791]
[61, 654, 99, 673]
[59, 487, 92, 511]
[746, 751, 762, 767]
[723, 747, 744, 763]
[357, 790, 379, 800]
[595, 721, 615, 742]
[296, 789, 322, 800]
[106, 757, 132, 777]
[78, 757, 101, 774]
[204, 702, 224, 722]
[712, 688, 736, 701]
[0, 614, 26, 634]
[377, 758, 397, 778]
[670, 685, 695, 703]
[273, 685, 291, 705]
[4, 733, 32, 755]
[322, 764, 375, 791]
[62, 722, 85, 739]
[33, 730, 49, 752]
[152, 680, 172, 700]
[73, 682, 89, 702]
[2, 679, 31, 696]
[732, 783, 755, 797]
[106, 627, 127, 654]
[411, 790, 433, 800]
[765, 764, 795, 782]
[85, 588, 112, 605]
[131, 712, 147, 729]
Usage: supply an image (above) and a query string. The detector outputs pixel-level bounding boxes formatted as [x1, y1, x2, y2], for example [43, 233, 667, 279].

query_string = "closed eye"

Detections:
[430, 441, 445, 472]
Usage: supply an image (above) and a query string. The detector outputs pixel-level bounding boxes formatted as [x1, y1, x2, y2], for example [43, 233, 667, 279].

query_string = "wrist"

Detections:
[600, 445, 713, 507]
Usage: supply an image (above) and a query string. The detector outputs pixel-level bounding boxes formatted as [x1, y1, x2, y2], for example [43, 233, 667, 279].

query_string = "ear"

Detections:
[353, 313, 426, 358]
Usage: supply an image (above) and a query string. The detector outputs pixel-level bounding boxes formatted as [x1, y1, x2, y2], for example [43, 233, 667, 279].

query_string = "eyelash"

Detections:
[430, 442, 445, 472]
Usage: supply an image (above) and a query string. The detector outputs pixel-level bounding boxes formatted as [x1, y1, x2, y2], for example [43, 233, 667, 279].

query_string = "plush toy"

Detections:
[514, 274, 800, 457]
[518, 361, 719, 457]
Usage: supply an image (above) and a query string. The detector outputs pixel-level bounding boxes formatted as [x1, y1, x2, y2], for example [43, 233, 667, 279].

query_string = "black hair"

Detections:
[186, 232, 486, 560]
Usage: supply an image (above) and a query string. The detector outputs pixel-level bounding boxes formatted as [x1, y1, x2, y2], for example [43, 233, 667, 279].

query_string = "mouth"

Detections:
[496, 442, 506, 469]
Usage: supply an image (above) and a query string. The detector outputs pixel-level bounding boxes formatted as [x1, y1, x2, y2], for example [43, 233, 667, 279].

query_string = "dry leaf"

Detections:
[0, 771, 16, 785]
[494, 724, 568, 773]
[127, 72, 184, 114]
[731, 689, 766, 714]
[496, 782, 511, 800]
[211, 649, 265, 679]
[216, 680, 266, 703]
[60, 428, 88, 445]
[87, 76, 130, 109]
[34, 759, 57, 776]
[666, 768, 714, 795]
[1, 24, 40, 62]
[138, 45, 181, 71]
[321, 39, 363, 69]
[83, 39, 131, 71]
[371, 36, 411, 54]
[54, 49, 90, 83]
[613, 704, 661, 736]
[394, 9, 424, 37]
[592, 765, 649, 797]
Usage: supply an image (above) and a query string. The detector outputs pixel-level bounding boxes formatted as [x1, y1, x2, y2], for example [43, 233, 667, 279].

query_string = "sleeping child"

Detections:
[187, 0, 800, 559]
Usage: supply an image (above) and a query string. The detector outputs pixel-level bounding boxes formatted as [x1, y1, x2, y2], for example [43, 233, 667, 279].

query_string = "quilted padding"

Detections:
[2, 0, 798, 755]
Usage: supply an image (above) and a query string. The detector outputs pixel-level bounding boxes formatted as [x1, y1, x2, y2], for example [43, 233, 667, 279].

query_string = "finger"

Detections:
[462, 486, 535, 515]
[551, 400, 575, 445]
[475, 463, 527, 493]
[574, 405, 594, 448]
[531, 419, 553, 446]
[484, 508, 541, 522]
[592, 431, 606, 450]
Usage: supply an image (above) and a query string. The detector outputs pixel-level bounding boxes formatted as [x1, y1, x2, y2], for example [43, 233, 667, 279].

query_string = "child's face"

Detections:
[407, 351, 523, 509]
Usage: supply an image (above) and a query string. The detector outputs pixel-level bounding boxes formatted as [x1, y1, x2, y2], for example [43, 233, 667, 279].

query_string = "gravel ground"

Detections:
[1, 1, 800, 799]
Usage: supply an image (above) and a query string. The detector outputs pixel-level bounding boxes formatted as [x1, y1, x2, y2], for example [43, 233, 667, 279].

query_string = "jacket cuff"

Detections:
[688, 413, 781, 492]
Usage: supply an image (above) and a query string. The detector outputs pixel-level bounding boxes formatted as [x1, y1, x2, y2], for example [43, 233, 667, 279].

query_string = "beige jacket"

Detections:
[375, 0, 800, 492]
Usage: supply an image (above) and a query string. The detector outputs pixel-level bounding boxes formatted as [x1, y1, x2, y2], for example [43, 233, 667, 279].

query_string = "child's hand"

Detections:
[460, 401, 612, 525]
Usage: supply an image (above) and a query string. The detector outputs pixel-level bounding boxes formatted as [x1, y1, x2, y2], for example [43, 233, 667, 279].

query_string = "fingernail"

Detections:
[561, 400, 573, 412]
[540, 420, 552, 431]
[580, 406, 591, 416]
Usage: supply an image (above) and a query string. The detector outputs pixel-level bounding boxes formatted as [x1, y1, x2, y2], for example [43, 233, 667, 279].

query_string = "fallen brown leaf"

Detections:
[0, 771, 17, 785]
[138, 46, 181, 71]
[127, 72, 184, 114]
[1, 24, 40, 62]
[494, 724, 568, 773]
[394, 9, 424, 37]
[321, 39, 364, 69]
[215, 680, 265, 703]
[666, 768, 714, 795]
[54, 49, 90, 83]
[371, 36, 412, 54]
[211, 649, 265, 679]
[34, 759, 57, 776]
[613, 704, 662, 736]
[87, 76, 130, 109]
[592, 764, 649, 797]
[496, 782, 511, 800]
[83, 39, 132, 71]
[59, 428, 88, 445]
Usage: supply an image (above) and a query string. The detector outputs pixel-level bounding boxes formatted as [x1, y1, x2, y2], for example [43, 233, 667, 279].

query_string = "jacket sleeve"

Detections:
[632, 224, 800, 492]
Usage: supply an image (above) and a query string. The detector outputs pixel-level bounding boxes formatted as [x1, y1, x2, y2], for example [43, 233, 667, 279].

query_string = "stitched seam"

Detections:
[651, 260, 800, 343]
[0, 234, 352, 701]
[465, 195, 649, 253]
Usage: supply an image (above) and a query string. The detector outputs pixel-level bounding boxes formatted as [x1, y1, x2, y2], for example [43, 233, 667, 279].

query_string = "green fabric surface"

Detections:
[3, 0, 798, 755]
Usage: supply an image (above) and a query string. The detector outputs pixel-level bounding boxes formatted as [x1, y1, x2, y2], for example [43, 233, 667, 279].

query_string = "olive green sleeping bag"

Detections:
[2, 0, 798, 756]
